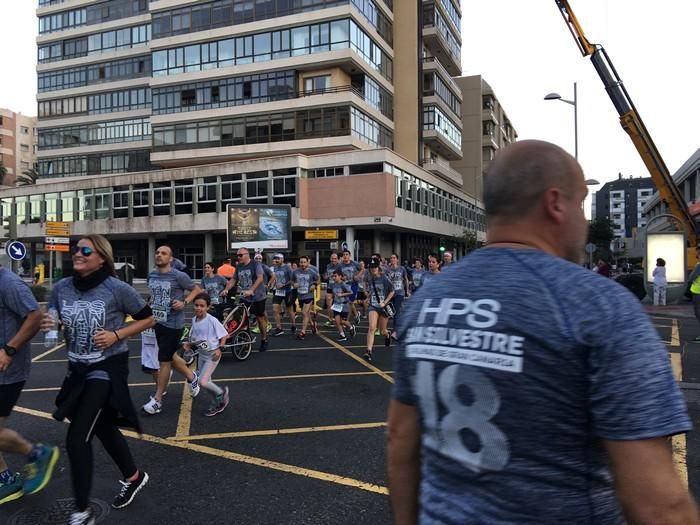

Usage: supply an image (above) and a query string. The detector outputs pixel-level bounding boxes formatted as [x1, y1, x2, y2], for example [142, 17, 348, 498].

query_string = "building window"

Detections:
[20, 144, 29, 152]
[304, 75, 331, 93]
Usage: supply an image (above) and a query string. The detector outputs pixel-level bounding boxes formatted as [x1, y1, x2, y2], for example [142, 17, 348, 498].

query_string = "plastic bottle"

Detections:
[44, 308, 59, 349]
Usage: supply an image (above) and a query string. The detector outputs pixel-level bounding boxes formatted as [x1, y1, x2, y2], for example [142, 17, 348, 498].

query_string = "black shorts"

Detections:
[356, 291, 367, 301]
[154, 324, 183, 363]
[272, 290, 295, 306]
[299, 297, 314, 306]
[245, 299, 267, 317]
[0, 381, 25, 417]
[369, 306, 389, 317]
[333, 311, 349, 320]
[141, 366, 159, 374]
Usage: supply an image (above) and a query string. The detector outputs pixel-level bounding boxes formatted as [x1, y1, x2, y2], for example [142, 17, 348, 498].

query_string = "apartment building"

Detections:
[592, 173, 655, 238]
[0, 0, 482, 275]
[450, 75, 517, 200]
[0, 109, 37, 186]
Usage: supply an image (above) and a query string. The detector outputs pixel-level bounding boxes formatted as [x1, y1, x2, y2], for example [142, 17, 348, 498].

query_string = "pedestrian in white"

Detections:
[653, 258, 668, 306]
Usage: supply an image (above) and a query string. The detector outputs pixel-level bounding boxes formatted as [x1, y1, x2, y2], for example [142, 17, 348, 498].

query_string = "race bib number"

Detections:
[275, 288, 286, 297]
[152, 307, 168, 322]
[299, 286, 309, 295]
[393, 281, 403, 291]
[331, 303, 343, 313]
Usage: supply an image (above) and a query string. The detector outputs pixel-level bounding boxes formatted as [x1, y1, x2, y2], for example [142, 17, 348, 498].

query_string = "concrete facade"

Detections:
[0, 109, 37, 186]
[450, 75, 517, 201]
[593, 174, 655, 238]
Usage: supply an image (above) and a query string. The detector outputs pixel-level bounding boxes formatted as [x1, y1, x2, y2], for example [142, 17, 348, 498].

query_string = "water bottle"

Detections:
[44, 308, 59, 349]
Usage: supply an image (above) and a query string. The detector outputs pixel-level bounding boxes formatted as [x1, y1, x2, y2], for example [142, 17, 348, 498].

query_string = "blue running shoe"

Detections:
[0, 472, 23, 504]
[23, 445, 59, 495]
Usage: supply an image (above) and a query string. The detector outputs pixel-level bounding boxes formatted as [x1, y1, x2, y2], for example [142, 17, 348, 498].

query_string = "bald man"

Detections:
[387, 140, 697, 524]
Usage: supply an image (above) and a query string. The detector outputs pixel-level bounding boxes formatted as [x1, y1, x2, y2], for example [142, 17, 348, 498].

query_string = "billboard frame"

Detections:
[226, 204, 292, 253]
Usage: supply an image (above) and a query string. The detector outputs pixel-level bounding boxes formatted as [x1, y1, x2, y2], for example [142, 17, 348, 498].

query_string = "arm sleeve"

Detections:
[214, 318, 229, 340]
[131, 305, 153, 321]
[7, 279, 39, 318]
[178, 271, 195, 291]
[118, 282, 148, 316]
[587, 288, 691, 439]
[689, 264, 700, 282]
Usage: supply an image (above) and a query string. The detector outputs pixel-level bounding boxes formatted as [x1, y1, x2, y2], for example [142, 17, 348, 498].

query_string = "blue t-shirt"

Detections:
[393, 248, 691, 524]
[235, 261, 266, 302]
[148, 269, 195, 329]
[329, 282, 352, 312]
[201, 275, 228, 305]
[50, 276, 147, 364]
[0, 268, 39, 384]
[293, 268, 319, 301]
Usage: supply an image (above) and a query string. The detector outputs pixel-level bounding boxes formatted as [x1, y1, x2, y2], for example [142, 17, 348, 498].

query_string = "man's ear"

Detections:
[542, 187, 566, 225]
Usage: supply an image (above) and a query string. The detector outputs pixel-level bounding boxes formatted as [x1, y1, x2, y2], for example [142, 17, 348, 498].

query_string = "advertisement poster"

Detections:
[227, 205, 291, 251]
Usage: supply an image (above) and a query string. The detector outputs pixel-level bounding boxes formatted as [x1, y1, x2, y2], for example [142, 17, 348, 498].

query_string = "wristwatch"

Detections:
[2, 345, 17, 357]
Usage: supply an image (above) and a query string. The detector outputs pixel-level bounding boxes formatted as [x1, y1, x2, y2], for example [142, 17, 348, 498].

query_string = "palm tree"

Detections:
[16, 168, 37, 186]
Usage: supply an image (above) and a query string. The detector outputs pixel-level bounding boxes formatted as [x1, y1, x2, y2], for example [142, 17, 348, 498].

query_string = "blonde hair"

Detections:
[80, 234, 116, 276]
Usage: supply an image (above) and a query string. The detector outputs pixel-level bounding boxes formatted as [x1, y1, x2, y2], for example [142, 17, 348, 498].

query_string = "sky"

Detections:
[2, 1, 699, 216]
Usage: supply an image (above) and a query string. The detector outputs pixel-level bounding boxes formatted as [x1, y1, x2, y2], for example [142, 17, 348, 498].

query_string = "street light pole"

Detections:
[544, 82, 578, 161]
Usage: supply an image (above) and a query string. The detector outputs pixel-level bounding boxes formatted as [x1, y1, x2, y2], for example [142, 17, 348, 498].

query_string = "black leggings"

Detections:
[66, 380, 137, 511]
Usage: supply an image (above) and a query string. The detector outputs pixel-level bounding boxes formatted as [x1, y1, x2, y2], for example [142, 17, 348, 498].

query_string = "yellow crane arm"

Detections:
[555, 0, 698, 257]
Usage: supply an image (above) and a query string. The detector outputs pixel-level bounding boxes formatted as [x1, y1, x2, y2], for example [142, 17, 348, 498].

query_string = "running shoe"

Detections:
[337, 334, 347, 342]
[311, 315, 318, 334]
[259, 339, 269, 352]
[291, 325, 297, 334]
[206, 387, 230, 417]
[112, 470, 149, 509]
[374, 329, 381, 336]
[251, 324, 260, 334]
[142, 397, 162, 415]
[188, 371, 200, 398]
[385, 334, 391, 347]
[69, 509, 95, 525]
[0, 473, 23, 505]
[272, 328, 284, 337]
[355, 311, 361, 325]
[323, 320, 334, 327]
[694, 336, 700, 342]
[22, 444, 59, 495]
[349, 324, 357, 338]
[363, 350, 373, 362]
[296, 331, 305, 341]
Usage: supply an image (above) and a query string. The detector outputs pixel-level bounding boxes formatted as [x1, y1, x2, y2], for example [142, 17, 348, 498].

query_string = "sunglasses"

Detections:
[236, 253, 248, 257]
[71, 245, 94, 257]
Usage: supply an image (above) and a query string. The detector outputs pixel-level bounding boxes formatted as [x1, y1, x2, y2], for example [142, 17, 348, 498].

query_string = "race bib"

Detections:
[275, 288, 286, 297]
[299, 286, 309, 295]
[393, 281, 403, 291]
[331, 303, 343, 313]
[152, 307, 168, 322]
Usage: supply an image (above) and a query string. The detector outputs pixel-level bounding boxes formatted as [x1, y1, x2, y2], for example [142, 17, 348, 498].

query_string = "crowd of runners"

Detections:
[0, 232, 453, 525]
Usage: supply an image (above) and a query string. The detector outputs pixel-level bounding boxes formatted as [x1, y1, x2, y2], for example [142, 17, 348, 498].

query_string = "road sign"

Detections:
[585, 242, 597, 255]
[341, 242, 348, 251]
[46, 221, 71, 236]
[45, 244, 70, 252]
[304, 229, 338, 240]
[45, 236, 70, 245]
[6, 240, 27, 261]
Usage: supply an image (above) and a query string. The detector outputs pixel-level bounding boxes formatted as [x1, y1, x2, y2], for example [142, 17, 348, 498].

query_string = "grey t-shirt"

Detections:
[0, 268, 39, 384]
[293, 268, 319, 301]
[148, 269, 195, 329]
[385, 265, 407, 296]
[365, 274, 393, 307]
[339, 261, 360, 283]
[273, 265, 294, 291]
[393, 248, 691, 524]
[329, 282, 352, 313]
[236, 261, 266, 302]
[324, 262, 340, 281]
[201, 275, 228, 305]
[50, 276, 146, 365]
[411, 269, 426, 289]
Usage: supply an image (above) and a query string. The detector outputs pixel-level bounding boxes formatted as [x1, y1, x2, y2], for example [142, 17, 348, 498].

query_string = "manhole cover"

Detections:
[8, 498, 110, 524]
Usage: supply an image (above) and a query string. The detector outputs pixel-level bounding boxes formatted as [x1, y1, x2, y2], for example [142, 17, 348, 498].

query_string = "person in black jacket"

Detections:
[43, 234, 154, 525]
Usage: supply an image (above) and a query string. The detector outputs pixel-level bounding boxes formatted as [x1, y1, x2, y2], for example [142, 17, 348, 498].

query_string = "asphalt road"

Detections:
[2, 303, 700, 524]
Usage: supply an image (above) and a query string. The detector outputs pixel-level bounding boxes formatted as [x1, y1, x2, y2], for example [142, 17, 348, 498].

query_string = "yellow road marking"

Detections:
[31, 343, 65, 362]
[269, 345, 366, 352]
[671, 319, 680, 347]
[21, 371, 392, 393]
[12, 405, 388, 496]
[175, 374, 193, 441]
[670, 354, 682, 381]
[171, 422, 387, 441]
[673, 434, 688, 487]
[316, 333, 394, 384]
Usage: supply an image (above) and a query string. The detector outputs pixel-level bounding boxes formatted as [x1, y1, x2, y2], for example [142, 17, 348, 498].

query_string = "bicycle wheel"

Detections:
[232, 330, 253, 361]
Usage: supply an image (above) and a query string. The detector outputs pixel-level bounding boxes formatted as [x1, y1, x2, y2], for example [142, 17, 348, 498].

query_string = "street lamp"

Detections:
[544, 82, 578, 160]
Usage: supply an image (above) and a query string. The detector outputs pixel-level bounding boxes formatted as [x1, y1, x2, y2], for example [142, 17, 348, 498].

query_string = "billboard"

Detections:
[226, 204, 292, 251]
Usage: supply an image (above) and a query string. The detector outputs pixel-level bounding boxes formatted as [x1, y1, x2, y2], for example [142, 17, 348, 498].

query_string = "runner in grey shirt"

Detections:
[201, 262, 228, 320]
[232, 248, 270, 351]
[0, 267, 58, 504]
[143, 245, 201, 415]
[293, 256, 320, 340]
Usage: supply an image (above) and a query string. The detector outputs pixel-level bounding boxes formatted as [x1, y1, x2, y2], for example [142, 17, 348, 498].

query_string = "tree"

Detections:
[588, 218, 615, 247]
[0, 162, 6, 186]
[463, 229, 483, 252]
[16, 168, 37, 186]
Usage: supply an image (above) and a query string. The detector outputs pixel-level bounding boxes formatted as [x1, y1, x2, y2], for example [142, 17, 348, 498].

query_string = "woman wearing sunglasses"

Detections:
[43, 235, 154, 525]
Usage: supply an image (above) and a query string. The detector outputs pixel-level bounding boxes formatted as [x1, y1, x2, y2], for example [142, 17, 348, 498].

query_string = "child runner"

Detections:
[185, 293, 230, 417]
[329, 270, 357, 342]
[364, 258, 395, 362]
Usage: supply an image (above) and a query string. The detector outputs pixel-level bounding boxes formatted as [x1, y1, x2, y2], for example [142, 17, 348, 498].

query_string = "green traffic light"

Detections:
[439, 246, 446, 252]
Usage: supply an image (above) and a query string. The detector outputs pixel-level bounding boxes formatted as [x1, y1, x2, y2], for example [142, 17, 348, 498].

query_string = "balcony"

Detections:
[423, 158, 463, 187]
[422, 57, 461, 100]
[422, 6, 461, 76]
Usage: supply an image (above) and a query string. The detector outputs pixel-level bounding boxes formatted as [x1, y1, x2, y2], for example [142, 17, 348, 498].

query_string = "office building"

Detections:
[0, 109, 37, 186]
[450, 75, 517, 200]
[0, 0, 483, 276]
[592, 173, 655, 238]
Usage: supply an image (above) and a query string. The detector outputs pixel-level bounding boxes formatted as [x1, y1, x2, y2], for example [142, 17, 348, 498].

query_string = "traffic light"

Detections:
[439, 239, 446, 253]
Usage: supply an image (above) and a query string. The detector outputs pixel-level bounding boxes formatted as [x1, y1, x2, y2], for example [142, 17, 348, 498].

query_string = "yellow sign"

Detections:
[304, 229, 338, 240]
[46, 221, 71, 236]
